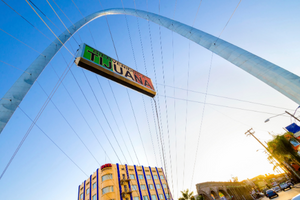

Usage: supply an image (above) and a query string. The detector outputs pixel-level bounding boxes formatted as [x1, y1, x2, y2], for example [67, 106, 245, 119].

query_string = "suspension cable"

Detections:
[158, 0, 170, 185]
[0, 53, 75, 180]
[133, 0, 159, 167]
[1, 0, 55, 43]
[189, 0, 243, 189]
[81, 69, 129, 164]
[144, 0, 165, 173]
[0, 28, 45, 57]
[183, 0, 202, 189]
[0, 60, 31, 75]
[170, 0, 178, 197]
[25, 0, 74, 56]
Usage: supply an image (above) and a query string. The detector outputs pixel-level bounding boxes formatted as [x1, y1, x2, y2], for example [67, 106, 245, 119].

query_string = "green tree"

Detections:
[180, 189, 194, 200]
[196, 195, 204, 200]
[267, 133, 300, 164]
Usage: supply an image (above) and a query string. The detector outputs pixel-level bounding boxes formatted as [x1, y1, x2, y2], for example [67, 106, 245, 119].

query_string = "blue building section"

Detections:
[97, 168, 99, 200]
[161, 168, 172, 200]
[142, 166, 152, 200]
[78, 185, 80, 200]
[134, 165, 143, 200]
[117, 164, 123, 200]
[125, 164, 133, 200]
[90, 175, 92, 200]
[156, 167, 167, 200]
[149, 166, 160, 200]
[83, 180, 86, 200]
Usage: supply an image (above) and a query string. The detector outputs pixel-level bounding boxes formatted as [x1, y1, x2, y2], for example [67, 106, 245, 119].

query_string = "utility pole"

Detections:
[245, 128, 300, 179]
[245, 128, 269, 151]
[285, 111, 300, 123]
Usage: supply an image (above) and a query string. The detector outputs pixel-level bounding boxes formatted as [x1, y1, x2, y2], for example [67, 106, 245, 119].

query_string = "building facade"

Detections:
[78, 163, 172, 200]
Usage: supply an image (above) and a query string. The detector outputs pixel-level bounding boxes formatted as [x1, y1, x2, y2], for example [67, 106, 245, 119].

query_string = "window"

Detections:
[102, 186, 113, 194]
[80, 193, 83, 199]
[141, 184, 146, 190]
[130, 174, 135, 179]
[146, 175, 151, 179]
[134, 197, 139, 200]
[93, 195, 97, 200]
[156, 184, 161, 189]
[151, 195, 157, 200]
[138, 174, 144, 179]
[86, 188, 90, 194]
[166, 194, 170, 199]
[153, 175, 158, 179]
[159, 194, 164, 200]
[132, 185, 137, 191]
[160, 175, 164, 180]
[163, 184, 167, 189]
[149, 184, 154, 189]
[143, 196, 149, 200]
[93, 183, 96, 189]
[102, 174, 113, 181]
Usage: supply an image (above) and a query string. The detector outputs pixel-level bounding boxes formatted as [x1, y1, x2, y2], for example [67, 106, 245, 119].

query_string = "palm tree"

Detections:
[180, 189, 194, 200]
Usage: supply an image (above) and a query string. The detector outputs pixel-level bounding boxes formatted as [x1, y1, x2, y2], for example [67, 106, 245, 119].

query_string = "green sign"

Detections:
[75, 44, 156, 97]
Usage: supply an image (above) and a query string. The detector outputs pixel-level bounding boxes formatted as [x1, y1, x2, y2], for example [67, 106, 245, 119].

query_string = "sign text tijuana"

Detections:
[75, 44, 156, 97]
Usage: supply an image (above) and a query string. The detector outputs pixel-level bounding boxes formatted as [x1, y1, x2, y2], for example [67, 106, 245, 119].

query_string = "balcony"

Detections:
[120, 177, 130, 184]
[122, 188, 132, 197]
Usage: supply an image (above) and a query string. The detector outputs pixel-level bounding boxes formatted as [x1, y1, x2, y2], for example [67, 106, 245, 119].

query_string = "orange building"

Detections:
[77, 163, 172, 200]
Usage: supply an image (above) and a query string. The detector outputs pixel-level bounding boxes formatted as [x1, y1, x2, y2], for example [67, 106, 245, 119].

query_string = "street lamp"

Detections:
[264, 113, 286, 123]
[264, 111, 300, 123]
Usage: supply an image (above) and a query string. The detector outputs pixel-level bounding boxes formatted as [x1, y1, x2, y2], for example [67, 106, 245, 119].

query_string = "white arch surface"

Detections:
[1, 8, 300, 134]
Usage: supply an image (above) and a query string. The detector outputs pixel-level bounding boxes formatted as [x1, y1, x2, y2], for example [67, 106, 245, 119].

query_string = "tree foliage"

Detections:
[180, 189, 194, 200]
[267, 133, 300, 164]
[196, 195, 204, 200]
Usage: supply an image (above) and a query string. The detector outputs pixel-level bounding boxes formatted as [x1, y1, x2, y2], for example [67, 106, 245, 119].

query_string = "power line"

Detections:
[69, 68, 123, 163]
[95, 77, 134, 164]
[145, 0, 164, 169]
[97, 0, 119, 61]
[157, 0, 169, 185]
[25, 0, 74, 56]
[157, 84, 294, 111]
[0, 28, 45, 57]
[0, 60, 31, 75]
[1, 0, 55, 43]
[182, 0, 203, 189]
[36, 81, 101, 165]
[28, 0, 63, 32]
[108, 81, 141, 165]
[46, 0, 80, 46]
[96, 0, 141, 165]
[81, 69, 129, 164]
[71, 0, 96, 48]
[17, 106, 88, 176]
[51, 0, 83, 43]
[133, 0, 159, 167]
[126, 89, 150, 165]
[160, 94, 284, 117]
[171, 0, 178, 197]
[0, 54, 75, 180]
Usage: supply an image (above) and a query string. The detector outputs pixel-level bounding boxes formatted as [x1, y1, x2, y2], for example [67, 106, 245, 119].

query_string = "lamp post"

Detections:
[265, 110, 300, 123]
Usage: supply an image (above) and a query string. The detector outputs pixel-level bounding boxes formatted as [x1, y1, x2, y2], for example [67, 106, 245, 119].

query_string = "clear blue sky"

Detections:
[1, 0, 300, 200]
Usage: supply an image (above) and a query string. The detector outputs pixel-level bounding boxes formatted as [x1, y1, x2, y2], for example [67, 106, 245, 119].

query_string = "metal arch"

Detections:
[1, 8, 300, 134]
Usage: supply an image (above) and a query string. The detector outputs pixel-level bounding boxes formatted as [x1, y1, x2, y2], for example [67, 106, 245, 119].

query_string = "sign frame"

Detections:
[75, 43, 156, 97]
